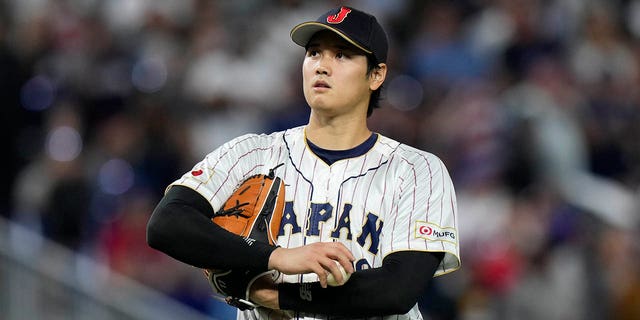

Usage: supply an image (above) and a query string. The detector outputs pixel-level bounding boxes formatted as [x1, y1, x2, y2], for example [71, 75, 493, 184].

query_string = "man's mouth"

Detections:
[313, 80, 331, 88]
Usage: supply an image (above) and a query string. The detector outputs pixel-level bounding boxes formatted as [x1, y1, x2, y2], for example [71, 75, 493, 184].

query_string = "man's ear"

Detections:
[369, 63, 387, 91]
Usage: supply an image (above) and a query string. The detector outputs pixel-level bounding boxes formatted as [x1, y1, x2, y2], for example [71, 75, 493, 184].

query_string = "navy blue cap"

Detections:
[290, 6, 388, 63]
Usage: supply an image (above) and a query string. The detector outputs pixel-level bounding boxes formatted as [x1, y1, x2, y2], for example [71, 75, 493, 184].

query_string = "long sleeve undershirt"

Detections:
[146, 185, 443, 317]
[147, 185, 276, 270]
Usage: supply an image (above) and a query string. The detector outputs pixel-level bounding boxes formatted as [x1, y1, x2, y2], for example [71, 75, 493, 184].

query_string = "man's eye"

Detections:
[336, 52, 344, 59]
[307, 50, 319, 56]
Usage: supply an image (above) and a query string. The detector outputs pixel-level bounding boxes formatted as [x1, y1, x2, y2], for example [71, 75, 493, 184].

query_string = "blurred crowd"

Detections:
[1, 0, 640, 319]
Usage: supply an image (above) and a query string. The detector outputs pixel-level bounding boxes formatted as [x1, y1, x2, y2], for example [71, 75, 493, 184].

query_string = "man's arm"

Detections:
[252, 250, 444, 317]
[147, 185, 355, 280]
[146, 185, 276, 269]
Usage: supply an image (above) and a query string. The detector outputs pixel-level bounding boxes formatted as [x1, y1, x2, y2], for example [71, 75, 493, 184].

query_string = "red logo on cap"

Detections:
[327, 7, 351, 24]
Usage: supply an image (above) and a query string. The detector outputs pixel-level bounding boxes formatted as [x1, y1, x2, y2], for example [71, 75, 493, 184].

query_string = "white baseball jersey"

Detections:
[170, 126, 461, 320]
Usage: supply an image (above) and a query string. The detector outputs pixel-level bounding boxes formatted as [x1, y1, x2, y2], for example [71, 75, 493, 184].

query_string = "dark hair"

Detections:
[365, 54, 383, 117]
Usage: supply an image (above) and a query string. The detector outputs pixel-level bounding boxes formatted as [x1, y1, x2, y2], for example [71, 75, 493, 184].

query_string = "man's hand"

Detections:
[268, 242, 355, 288]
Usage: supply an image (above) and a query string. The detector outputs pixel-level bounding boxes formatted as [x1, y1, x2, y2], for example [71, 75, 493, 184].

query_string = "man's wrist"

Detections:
[249, 275, 279, 309]
[267, 246, 283, 270]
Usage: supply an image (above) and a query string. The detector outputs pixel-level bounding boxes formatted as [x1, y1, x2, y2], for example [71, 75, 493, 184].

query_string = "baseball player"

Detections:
[147, 6, 460, 320]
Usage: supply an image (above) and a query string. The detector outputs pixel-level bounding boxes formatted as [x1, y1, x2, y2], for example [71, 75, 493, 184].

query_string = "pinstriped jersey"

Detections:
[170, 126, 461, 320]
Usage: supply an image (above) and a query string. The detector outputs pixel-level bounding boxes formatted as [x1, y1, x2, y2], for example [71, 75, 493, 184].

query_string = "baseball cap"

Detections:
[290, 6, 388, 63]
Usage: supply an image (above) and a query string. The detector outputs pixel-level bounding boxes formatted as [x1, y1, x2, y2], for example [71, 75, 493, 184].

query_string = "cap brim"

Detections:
[290, 22, 372, 55]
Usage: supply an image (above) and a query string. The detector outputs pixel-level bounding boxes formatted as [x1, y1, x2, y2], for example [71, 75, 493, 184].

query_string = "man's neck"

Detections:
[305, 113, 371, 150]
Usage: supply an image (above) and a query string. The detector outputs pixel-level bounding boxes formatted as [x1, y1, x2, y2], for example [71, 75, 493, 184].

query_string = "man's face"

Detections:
[302, 30, 373, 117]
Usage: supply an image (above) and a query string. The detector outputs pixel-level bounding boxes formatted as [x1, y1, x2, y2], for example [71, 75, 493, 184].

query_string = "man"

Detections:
[147, 6, 460, 319]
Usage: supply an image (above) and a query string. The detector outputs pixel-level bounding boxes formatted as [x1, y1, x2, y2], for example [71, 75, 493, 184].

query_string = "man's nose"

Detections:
[315, 56, 330, 75]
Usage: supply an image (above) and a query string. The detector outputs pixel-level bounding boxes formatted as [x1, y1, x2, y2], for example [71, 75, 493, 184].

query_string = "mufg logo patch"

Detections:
[415, 221, 457, 244]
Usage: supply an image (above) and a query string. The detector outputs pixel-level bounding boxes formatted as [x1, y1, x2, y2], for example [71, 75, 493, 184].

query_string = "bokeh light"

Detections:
[386, 74, 424, 111]
[98, 159, 135, 195]
[131, 57, 168, 93]
[45, 126, 83, 162]
[20, 75, 56, 111]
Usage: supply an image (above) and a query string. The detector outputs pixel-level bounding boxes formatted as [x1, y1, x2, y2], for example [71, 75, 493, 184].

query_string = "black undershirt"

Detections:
[146, 134, 444, 316]
[279, 250, 443, 317]
[147, 185, 277, 270]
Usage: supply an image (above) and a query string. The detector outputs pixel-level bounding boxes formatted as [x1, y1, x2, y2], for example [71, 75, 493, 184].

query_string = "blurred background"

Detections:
[1, 0, 639, 319]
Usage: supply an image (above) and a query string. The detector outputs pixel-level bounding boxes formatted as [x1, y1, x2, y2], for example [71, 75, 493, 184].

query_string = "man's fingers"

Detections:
[333, 255, 355, 274]
[312, 263, 329, 288]
[327, 260, 345, 284]
[268, 242, 355, 280]
[324, 242, 355, 274]
[315, 256, 348, 288]
[330, 242, 355, 261]
[320, 257, 352, 285]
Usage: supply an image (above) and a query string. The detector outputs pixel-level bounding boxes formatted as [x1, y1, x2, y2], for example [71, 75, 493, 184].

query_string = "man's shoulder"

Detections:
[376, 134, 444, 167]
[225, 127, 303, 148]
[375, 134, 434, 157]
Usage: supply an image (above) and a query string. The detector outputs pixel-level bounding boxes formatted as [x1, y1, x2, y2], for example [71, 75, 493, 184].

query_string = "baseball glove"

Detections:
[204, 164, 285, 310]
